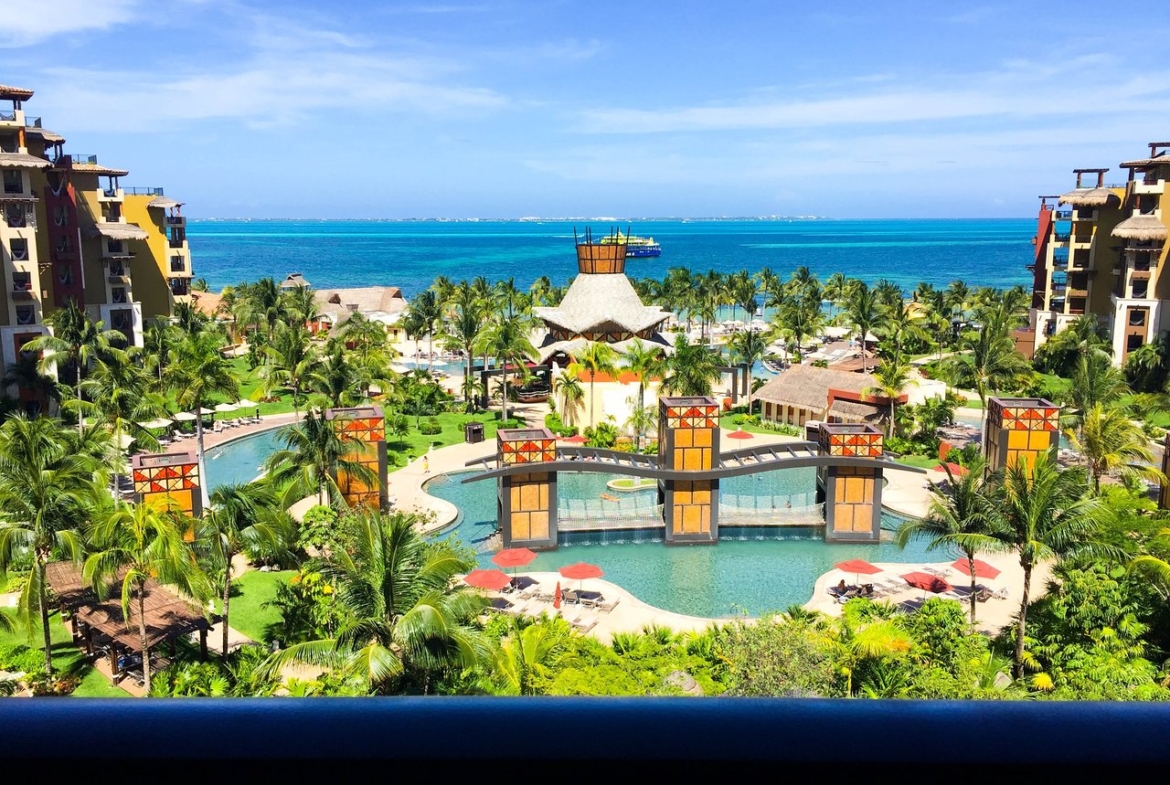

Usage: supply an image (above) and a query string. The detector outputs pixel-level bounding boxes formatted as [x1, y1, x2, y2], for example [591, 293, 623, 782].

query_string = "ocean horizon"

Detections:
[188, 217, 1035, 297]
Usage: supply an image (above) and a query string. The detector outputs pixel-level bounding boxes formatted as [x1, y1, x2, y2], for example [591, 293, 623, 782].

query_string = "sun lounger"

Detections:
[598, 598, 620, 613]
[991, 586, 1009, 600]
[572, 619, 598, 634]
[562, 589, 582, 605]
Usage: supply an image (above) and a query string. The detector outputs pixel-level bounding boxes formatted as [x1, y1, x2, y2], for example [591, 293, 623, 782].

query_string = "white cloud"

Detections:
[0, 0, 141, 47]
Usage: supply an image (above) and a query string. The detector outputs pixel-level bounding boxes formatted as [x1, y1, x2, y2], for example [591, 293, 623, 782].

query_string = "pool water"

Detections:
[204, 428, 286, 490]
[425, 470, 943, 618]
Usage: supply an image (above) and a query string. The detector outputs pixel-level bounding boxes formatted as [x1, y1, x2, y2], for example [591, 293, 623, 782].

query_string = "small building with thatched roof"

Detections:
[312, 286, 409, 339]
[752, 364, 892, 428]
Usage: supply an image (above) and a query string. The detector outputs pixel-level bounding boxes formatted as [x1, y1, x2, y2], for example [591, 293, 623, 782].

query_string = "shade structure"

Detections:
[726, 429, 754, 440]
[835, 559, 882, 576]
[235, 398, 258, 408]
[136, 417, 173, 430]
[492, 547, 537, 569]
[559, 562, 603, 581]
[197, 407, 215, 416]
[213, 402, 239, 413]
[172, 411, 198, 422]
[561, 433, 588, 444]
[951, 558, 1001, 580]
[903, 572, 952, 594]
[553, 581, 562, 610]
[463, 569, 511, 592]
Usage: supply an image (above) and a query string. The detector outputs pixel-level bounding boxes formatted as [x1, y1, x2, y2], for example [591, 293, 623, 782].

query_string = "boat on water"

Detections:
[600, 232, 662, 258]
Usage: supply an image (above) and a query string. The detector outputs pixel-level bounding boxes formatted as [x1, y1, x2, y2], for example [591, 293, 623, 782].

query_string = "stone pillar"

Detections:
[132, 451, 202, 540]
[497, 427, 558, 550]
[984, 397, 1059, 474]
[1160, 433, 1170, 510]
[818, 423, 884, 543]
[658, 396, 721, 544]
[326, 405, 388, 509]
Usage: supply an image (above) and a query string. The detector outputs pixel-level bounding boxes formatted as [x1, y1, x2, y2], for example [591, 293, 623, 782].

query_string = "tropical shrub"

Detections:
[263, 569, 342, 646]
[418, 416, 442, 435]
[715, 615, 838, 697]
[297, 505, 340, 553]
[26, 672, 80, 696]
[0, 644, 45, 675]
[584, 422, 619, 448]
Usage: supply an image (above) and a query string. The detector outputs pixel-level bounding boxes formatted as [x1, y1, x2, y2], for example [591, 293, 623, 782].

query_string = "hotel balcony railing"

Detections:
[24, 116, 41, 128]
[169, 260, 187, 273]
[1055, 210, 1074, 220]
[1052, 232, 1070, 243]
[125, 187, 163, 196]
[15, 309, 36, 325]
[168, 237, 185, 249]
[11, 281, 32, 292]
[166, 215, 185, 225]
[69, 154, 98, 165]
[0, 141, 18, 153]
[3, 183, 24, 195]
[0, 110, 17, 122]
[3, 211, 33, 228]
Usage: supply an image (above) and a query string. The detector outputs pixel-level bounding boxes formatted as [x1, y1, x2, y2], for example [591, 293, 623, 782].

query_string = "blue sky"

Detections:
[5, 0, 1170, 219]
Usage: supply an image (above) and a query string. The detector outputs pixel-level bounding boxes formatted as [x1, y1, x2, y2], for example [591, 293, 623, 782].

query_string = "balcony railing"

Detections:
[24, 117, 41, 128]
[69, 154, 98, 165]
[1055, 210, 1074, 220]
[11, 281, 32, 292]
[126, 187, 164, 196]
[0, 110, 16, 122]
[166, 215, 185, 225]
[0, 140, 18, 153]
[168, 237, 185, 249]
[1053, 232, 1070, 242]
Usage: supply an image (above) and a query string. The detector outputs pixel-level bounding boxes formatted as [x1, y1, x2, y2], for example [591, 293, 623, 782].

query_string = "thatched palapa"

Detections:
[24, 125, 64, 144]
[69, 161, 129, 177]
[0, 151, 50, 169]
[147, 195, 183, 210]
[1112, 214, 1168, 242]
[754, 364, 884, 426]
[1059, 188, 1120, 207]
[86, 222, 150, 241]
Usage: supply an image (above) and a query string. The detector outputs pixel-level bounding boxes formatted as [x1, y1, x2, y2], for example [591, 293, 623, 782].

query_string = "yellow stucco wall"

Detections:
[122, 195, 172, 320]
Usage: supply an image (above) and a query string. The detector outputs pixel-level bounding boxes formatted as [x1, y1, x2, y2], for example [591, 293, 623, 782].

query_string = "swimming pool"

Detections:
[425, 469, 942, 618]
[204, 428, 286, 491]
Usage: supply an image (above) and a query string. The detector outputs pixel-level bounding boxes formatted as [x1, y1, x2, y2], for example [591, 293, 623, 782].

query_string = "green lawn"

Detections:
[717, 413, 797, 436]
[1, 608, 129, 698]
[388, 411, 509, 464]
[227, 569, 296, 644]
[894, 454, 944, 469]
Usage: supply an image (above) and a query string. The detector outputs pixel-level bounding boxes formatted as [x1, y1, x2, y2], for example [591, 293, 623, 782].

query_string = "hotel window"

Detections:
[55, 236, 71, 254]
[1131, 279, 1149, 299]
[15, 306, 34, 325]
[0, 133, 17, 153]
[10, 238, 28, 261]
[53, 205, 68, 226]
[1129, 309, 1147, 327]
[3, 169, 22, 194]
[57, 265, 71, 286]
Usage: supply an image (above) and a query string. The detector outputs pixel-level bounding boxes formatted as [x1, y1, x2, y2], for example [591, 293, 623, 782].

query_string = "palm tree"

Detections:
[261, 324, 317, 417]
[306, 341, 360, 409]
[261, 510, 489, 694]
[235, 277, 283, 339]
[896, 458, 1003, 622]
[946, 306, 1030, 419]
[772, 298, 823, 364]
[264, 411, 376, 508]
[84, 502, 210, 694]
[661, 334, 724, 397]
[444, 288, 487, 412]
[865, 358, 913, 438]
[577, 342, 618, 429]
[142, 321, 181, 386]
[554, 368, 584, 429]
[726, 329, 767, 412]
[281, 283, 320, 327]
[822, 272, 849, 320]
[198, 483, 293, 657]
[492, 616, 569, 695]
[621, 342, 663, 449]
[828, 600, 913, 696]
[167, 332, 239, 509]
[482, 314, 537, 424]
[988, 454, 1118, 679]
[407, 289, 444, 371]
[845, 282, 885, 373]
[23, 300, 125, 431]
[1068, 402, 1163, 494]
[0, 416, 98, 675]
[882, 303, 931, 366]
[754, 267, 781, 320]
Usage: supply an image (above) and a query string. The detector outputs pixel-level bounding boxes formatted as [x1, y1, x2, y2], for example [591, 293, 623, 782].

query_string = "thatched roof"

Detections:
[70, 161, 129, 177]
[281, 273, 310, 289]
[191, 290, 224, 318]
[147, 196, 182, 210]
[314, 286, 407, 333]
[1120, 156, 1170, 170]
[1059, 188, 1120, 207]
[0, 85, 34, 100]
[827, 399, 884, 422]
[0, 151, 49, 169]
[1112, 214, 1168, 241]
[24, 125, 64, 144]
[754, 364, 876, 410]
[85, 222, 150, 241]
[533, 330, 673, 364]
[534, 273, 672, 336]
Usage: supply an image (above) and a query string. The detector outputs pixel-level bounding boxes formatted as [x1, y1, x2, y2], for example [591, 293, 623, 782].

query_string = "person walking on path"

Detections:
[423, 455, 430, 474]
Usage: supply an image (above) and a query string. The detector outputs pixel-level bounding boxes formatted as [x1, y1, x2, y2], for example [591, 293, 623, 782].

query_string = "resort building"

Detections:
[312, 286, 409, 340]
[532, 231, 673, 367]
[0, 83, 191, 382]
[1026, 143, 1170, 364]
[753, 364, 892, 428]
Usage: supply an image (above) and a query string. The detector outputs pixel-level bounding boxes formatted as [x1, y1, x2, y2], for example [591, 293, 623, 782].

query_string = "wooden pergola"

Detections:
[45, 561, 216, 682]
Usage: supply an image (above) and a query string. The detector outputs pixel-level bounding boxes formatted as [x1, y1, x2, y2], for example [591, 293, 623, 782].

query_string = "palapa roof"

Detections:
[754, 364, 876, 410]
[1059, 187, 1121, 207]
[532, 330, 673, 364]
[0, 151, 50, 169]
[147, 195, 183, 209]
[534, 273, 671, 336]
[280, 273, 310, 289]
[314, 286, 407, 333]
[191, 290, 224, 318]
[85, 222, 150, 241]
[1112, 214, 1168, 242]
[1120, 155, 1170, 170]
[0, 84, 34, 101]
[24, 125, 64, 144]
[71, 161, 129, 177]
[827, 399, 884, 422]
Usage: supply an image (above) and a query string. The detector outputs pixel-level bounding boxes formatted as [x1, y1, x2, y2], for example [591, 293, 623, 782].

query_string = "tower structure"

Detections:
[326, 405, 389, 509]
[817, 423, 885, 543]
[657, 396, 720, 544]
[496, 427, 558, 549]
[984, 397, 1059, 474]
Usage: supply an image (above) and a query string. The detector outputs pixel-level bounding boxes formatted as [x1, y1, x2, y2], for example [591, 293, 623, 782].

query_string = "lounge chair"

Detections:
[578, 590, 604, 607]
[597, 598, 621, 613]
[991, 586, 1009, 601]
[562, 588, 581, 605]
[572, 619, 598, 634]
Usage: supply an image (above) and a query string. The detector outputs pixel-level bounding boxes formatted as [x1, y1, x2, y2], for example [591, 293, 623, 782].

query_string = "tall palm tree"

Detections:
[554, 368, 584, 429]
[167, 332, 239, 509]
[84, 502, 210, 694]
[772, 298, 823, 364]
[482, 314, 537, 424]
[142, 321, 181, 387]
[407, 289, 444, 371]
[896, 458, 1004, 622]
[24, 300, 125, 431]
[988, 454, 1118, 679]
[0, 416, 98, 675]
[865, 358, 913, 438]
[946, 306, 1030, 420]
[444, 288, 487, 412]
[822, 272, 848, 320]
[754, 267, 782, 320]
[281, 283, 320, 327]
[261, 510, 489, 694]
[726, 329, 768, 411]
[236, 277, 283, 339]
[661, 334, 724, 397]
[827, 600, 913, 696]
[262, 323, 317, 417]
[1067, 402, 1163, 494]
[264, 411, 376, 508]
[492, 616, 569, 695]
[577, 342, 617, 429]
[845, 282, 885, 373]
[621, 342, 663, 449]
[198, 483, 293, 657]
[306, 341, 360, 409]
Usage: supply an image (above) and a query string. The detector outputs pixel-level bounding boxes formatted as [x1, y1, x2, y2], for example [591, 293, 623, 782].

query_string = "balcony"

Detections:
[166, 215, 186, 226]
[1055, 210, 1074, 220]
[0, 109, 16, 123]
[1052, 232, 1070, 244]
[125, 187, 164, 196]
[2, 208, 33, 228]
[170, 279, 190, 297]
[1134, 179, 1165, 196]
[15, 306, 35, 326]
[169, 256, 188, 274]
[168, 237, 185, 249]
[69, 154, 98, 165]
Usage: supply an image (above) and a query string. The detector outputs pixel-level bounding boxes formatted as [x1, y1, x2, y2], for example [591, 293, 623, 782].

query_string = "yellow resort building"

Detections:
[1025, 142, 1170, 365]
[0, 83, 191, 407]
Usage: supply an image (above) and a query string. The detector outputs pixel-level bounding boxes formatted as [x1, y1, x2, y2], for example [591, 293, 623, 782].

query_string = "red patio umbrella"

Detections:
[463, 569, 511, 592]
[553, 581, 562, 610]
[726, 429, 754, 440]
[951, 558, 1001, 580]
[835, 559, 882, 585]
[559, 562, 604, 581]
[492, 547, 537, 570]
[902, 571, 953, 596]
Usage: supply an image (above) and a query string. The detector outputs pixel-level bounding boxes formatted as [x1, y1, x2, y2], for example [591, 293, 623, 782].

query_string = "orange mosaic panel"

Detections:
[989, 399, 1060, 432]
[670, 480, 712, 536]
[336, 415, 386, 442]
[508, 474, 552, 541]
[663, 403, 720, 430]
[500, 437, 557, 465]
[133, 461, 200, 496]
[831, 467, 877, 534]
[822, 431, 883, 458]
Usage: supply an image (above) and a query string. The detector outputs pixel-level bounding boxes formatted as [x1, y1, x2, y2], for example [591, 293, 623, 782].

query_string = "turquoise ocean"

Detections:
[187, 218, 1034, 296]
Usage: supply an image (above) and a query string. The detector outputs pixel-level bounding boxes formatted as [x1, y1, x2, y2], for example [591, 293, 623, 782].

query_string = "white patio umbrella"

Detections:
[214, 402, 239, 413]
[234, 398, 257, 408]
[136, 417, 173, 430]
[197, 407, 215, 416]
[116, 433, 135, 450]
[172, 411, 197, 422]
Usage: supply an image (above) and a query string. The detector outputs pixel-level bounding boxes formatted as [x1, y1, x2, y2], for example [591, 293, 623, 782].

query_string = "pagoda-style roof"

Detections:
[533, 331, 673, 365]
[534, 273, 671, 336]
